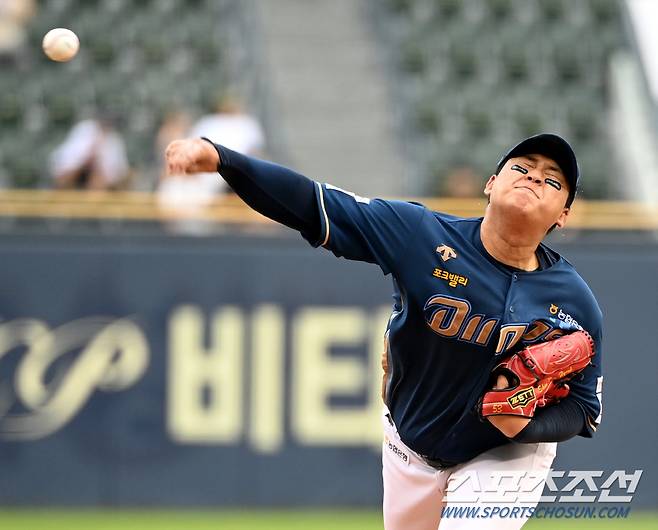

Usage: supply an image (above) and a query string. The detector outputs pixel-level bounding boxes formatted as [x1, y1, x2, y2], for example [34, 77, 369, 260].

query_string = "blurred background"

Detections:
[0, 0, 656, 528]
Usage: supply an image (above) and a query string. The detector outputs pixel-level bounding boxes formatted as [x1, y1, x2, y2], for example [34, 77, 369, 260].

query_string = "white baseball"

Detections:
[42, 28, 80, 62]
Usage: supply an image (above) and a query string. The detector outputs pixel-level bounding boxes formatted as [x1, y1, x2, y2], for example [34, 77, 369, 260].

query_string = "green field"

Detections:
[0, 510, 656, 530]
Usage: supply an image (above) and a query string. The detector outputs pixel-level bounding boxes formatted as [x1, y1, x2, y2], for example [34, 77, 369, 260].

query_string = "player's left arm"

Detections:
[511, 349, 602, 443]
[485, 387, 587, 441]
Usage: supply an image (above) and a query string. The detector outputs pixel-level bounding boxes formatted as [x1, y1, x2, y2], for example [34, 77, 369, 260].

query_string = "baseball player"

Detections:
[165, 133, 603, 530]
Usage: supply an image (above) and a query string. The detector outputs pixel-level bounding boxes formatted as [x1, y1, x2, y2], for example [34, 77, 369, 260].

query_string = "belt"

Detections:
[420, 455, 458, 470]
[385, 413, 457, 470]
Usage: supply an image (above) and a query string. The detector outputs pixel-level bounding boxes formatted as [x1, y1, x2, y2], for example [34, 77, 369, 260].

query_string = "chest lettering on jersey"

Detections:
[423, 295, 498, 346]
[495, 324, 527, 354]
[424, 295, 570, 353]
[495, 322, 567, 354]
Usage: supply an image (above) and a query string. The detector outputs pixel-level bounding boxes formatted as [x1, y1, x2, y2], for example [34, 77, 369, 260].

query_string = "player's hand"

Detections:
[165, 138, 219, 175]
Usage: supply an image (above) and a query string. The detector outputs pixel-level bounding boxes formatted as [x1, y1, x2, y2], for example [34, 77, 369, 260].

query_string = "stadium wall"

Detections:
[0, 232, 655, 508]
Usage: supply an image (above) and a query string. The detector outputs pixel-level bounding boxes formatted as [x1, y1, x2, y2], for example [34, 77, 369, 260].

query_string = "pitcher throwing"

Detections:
[165, 133, 603, 530]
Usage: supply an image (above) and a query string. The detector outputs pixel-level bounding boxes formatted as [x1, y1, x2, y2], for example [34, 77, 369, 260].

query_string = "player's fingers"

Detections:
[494, 374, 509, 389]
[164, 142, 178, 174]
[186, 142, 206, 174]
[166, 158, 180, 175]
[165, 141, 191, 175]
[164, 155, 175, 175]
[178, 157, 191, 175]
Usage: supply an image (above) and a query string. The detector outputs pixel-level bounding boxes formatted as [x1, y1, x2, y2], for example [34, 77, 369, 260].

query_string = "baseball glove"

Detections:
[480, 330, 595, 418]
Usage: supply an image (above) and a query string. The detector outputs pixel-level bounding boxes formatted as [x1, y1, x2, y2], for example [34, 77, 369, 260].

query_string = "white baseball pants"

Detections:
[382, 409, 557, 530]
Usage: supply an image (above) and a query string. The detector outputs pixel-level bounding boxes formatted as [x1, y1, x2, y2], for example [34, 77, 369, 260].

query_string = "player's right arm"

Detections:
[166, 137, 320, 237]
[165, 138, 426, 275]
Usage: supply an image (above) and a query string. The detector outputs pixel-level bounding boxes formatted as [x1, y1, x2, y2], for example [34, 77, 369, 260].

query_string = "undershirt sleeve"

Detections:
[512, 397, 586, 443]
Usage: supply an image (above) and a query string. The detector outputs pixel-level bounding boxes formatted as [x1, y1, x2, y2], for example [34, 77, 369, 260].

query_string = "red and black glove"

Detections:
[480, 330, 595, 419]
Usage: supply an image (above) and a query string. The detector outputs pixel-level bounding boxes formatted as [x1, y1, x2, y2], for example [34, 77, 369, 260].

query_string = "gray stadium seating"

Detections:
[375, 0, 627, 199]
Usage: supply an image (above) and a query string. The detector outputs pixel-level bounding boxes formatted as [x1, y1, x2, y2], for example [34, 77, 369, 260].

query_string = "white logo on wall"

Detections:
[0, 317, 149, 440]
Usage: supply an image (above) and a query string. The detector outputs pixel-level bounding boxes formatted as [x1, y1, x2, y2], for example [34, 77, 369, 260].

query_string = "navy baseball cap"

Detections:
[496, 133, 580, 207]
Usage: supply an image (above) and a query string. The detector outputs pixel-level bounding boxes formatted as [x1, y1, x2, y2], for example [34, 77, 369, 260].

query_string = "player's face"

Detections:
[483, 154, 571, 232]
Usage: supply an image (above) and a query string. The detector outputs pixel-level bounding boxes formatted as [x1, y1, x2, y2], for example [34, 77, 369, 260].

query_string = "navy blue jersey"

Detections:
[308, 183, 603, 464]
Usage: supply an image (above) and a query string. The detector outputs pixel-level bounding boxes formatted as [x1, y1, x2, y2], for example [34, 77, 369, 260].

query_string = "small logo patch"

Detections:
[432, 267, 469, 288]
[436, 245, 457, 262]
[548, 304, 583, 330]
[507, 387, 536, 408]
[385, 435, 410, 465]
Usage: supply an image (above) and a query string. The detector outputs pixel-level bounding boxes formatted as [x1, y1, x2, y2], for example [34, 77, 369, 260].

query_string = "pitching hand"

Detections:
[165, 138, 219, 175]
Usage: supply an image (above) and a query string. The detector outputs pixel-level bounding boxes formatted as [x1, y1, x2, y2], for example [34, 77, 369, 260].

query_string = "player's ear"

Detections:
[554, 207, 570, 229]
[483, 174, 496, 197]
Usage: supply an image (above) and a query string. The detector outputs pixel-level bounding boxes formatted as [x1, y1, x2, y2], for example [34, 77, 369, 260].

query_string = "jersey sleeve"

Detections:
[306, 183, 426, 275]
[567, 307, 604, 437]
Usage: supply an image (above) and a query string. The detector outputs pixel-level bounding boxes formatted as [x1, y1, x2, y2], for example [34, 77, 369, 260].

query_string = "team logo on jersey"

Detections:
[436, 244, 457, 262]
[507, 387, 536, 408]
[550, 304, 559, 315]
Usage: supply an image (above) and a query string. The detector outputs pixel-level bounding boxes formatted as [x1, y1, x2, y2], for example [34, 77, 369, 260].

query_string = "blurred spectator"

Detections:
[156, 108, 222, 221]
[0, 0, 36, 65]
[157, 95, 265, 233]
[155, 108, 193, 177]
[156, 110, 193, 157]
[189, 93, 265, 157]
[49, 117, 130, 190]
[439, 165, 482, 198]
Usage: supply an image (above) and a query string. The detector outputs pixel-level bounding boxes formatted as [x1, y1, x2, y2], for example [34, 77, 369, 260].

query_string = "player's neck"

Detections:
[480, 216, 540, 271]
